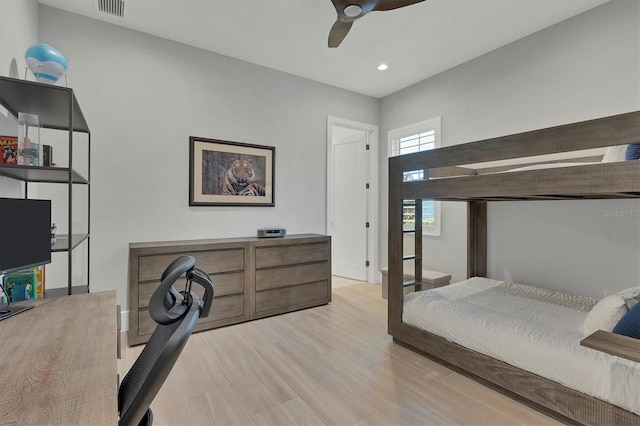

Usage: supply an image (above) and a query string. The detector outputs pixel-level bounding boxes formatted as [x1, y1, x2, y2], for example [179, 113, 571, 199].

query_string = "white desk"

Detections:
[0, 291, 118, 424]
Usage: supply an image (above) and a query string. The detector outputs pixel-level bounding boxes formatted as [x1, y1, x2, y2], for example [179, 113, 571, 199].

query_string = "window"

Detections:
[393, 130, 436, 155]
[389, 117, 441, 237]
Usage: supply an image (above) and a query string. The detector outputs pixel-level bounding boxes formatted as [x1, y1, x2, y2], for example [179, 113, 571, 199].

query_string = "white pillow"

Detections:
[616, 286, 640, 310]
[616, 286, 640, 300]
[583, 294, 628, 336]
[602, 145, 628, 162]
[627, 298, 640, 310]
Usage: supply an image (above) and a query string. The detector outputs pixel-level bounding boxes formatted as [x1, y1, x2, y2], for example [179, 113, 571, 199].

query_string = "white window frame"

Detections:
[388, 117, 442, 237]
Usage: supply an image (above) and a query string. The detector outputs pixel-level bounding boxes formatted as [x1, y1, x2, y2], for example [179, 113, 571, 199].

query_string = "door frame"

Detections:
[326, 116, 379, 284]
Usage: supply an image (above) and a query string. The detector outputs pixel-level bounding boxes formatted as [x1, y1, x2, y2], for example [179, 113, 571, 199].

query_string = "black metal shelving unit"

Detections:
[0, 76, 90, 296]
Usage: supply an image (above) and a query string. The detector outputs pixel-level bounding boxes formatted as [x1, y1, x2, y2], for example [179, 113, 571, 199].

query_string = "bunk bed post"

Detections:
[467, 201, 487, 278]
[414, 198, 423, 292]
[388, 159, 404, 335]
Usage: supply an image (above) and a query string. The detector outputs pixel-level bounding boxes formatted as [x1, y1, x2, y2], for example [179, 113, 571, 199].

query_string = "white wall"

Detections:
[19, 1, 640, 318]
[38, 6, 379, 320]
[379, 0, 640, 297]
[0, 0, 39, 198]
[0, 0, 38, 79]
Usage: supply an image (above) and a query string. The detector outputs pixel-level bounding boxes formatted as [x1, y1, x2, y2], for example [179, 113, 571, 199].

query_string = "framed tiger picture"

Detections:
[189, 137, 275, 206]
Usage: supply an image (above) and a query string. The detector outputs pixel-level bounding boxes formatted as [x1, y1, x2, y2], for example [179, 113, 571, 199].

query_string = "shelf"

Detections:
[45, 285, 89, 298]
[52, 234, 89, 252]
[403, 279, 418, 287]
[1, 76, 91, 295]
[403, 255, 416, 261]
[0, 76, 89, 132]
[0, 165, 88, 184]
[580, 330, 640, 363]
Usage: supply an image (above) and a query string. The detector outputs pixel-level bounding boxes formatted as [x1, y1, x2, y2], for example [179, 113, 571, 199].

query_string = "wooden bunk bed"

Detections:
[387, 110, 640, 426]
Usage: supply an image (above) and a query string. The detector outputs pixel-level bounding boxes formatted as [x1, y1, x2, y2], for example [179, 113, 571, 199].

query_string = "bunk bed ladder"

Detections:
[401, 199, 423, 292]
[413, 199, 423, 291]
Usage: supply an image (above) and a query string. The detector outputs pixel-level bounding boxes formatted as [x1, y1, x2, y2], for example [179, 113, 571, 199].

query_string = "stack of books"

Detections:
[0, 266, 45, 303]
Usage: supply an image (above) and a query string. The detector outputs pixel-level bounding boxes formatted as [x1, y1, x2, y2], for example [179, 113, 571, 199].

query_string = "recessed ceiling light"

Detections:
[377, 63, 388, 71]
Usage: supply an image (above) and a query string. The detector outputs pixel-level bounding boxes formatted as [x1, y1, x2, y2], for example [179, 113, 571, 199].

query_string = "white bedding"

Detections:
[429, 161, 600, 180]
[403, 277, 640, 414]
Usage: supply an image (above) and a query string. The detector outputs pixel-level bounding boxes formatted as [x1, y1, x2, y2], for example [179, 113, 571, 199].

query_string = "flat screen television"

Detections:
[0, 198, 52, 274]
[0, 198, 51, 320]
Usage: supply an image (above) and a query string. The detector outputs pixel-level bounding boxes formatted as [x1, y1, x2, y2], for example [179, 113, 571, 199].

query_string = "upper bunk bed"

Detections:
[387, 110, 640, 426]
[390, 110, 639, 202]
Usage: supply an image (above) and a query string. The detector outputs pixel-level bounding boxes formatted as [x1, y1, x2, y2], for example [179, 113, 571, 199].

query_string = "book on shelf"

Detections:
[33, 266, 44, 299]
[3, 270, 36, 302]
[0, 135, 19, 165]
[43, 144, 53, 167]
[2, 266, 45, 302]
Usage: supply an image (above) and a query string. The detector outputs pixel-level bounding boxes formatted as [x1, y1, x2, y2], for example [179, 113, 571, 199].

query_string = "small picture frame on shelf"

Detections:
[189, 137, 275, 206]
[0, 135, 18, 164]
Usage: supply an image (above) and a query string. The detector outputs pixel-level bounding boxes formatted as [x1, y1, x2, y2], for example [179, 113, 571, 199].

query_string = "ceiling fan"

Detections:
[328, 0, 426, 48]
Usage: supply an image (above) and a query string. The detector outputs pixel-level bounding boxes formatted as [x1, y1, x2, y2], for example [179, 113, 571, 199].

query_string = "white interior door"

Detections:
[331, 131, 368, 281]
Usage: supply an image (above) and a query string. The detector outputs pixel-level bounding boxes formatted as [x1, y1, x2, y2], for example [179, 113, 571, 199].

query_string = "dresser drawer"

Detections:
[138, 293, 245, 336]
[138, 271, 244, 308]
[255, 281, 329, 313]
[255, 262, 330, 291]
[255, 241, 329, 269]
[138, 248, 244, 282]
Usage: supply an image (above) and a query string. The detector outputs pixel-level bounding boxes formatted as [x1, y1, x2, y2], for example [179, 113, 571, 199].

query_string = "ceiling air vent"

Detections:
[98, 0, 126, 18]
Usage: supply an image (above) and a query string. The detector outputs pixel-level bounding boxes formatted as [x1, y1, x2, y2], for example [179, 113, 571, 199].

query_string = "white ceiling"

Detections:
[39, 0, 610, 98]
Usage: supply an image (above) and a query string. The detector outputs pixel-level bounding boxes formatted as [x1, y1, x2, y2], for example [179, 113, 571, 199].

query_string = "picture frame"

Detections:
[189, 137, 275, 206]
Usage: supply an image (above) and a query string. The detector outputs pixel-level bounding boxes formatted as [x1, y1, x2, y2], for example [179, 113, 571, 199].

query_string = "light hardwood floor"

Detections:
[120, 281, 562, 425]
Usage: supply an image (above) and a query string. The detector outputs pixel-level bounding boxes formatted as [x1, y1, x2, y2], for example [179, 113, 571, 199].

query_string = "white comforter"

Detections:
[403, 277, 640, 415]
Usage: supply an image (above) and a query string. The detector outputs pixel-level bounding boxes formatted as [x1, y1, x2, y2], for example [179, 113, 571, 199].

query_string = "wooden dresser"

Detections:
[128, 234, 331, 345]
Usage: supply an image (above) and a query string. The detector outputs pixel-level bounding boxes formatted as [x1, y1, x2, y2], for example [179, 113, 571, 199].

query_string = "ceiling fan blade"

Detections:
[374, 0, 426, 11]
[330, 0, 352, 12]
[328, 20, 354, 48]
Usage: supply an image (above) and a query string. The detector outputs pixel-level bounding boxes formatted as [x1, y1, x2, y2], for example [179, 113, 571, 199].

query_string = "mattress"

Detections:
[429, 161, 600, 180]
[498, 161, 598, 172]
[403, 277, 640, 414]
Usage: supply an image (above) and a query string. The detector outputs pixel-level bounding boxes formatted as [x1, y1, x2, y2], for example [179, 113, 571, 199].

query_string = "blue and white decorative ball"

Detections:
[25, 44, 68, 84]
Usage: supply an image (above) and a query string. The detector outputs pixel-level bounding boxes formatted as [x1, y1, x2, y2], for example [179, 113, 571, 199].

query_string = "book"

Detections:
[0, 277, 6, 304]
[0, 135, 19, 165]
[32, 266, 44, 299]
[2, 270, 37, 302]
[43, 144, 53, 166]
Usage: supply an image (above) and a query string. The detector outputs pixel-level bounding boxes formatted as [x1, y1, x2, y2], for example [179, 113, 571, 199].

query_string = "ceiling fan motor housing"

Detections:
[343, 5, 362, 17]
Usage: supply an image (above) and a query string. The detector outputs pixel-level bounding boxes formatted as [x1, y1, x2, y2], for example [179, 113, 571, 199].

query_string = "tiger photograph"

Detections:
[190, 137, 274, 206]
[219, 157, 266, 196]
